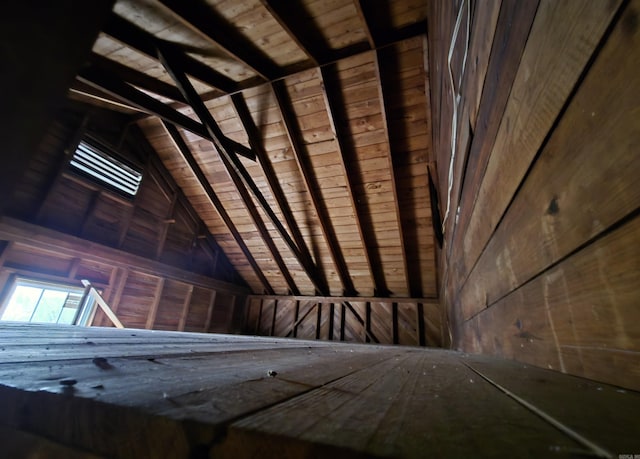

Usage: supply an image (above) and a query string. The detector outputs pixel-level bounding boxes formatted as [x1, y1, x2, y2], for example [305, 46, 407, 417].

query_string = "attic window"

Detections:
[70, 141, 142, 197]
[0, 278, 96, 326]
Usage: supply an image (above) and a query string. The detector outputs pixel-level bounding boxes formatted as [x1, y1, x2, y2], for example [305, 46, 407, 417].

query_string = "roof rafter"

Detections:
[103, 13, 238, 94]
[230, 93, 330, 295]
[159, 45, 301, 295]
[373, 49, 411, 296]
[353, 1, 428, 49]
[258, 0, 326, 65]
[89, 52, 186, 104]
[77, 65, 255, 161]
[158, 0, 280, 81]
[318, 65, 389, 297]
[352, 0, 376, 49]
[271, 80, 358, 297]
[162, 121, 274, 295]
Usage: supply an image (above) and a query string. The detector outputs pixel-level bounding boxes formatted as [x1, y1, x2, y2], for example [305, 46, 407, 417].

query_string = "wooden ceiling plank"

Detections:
[78, 65, 255, 161]
[318, 65, 388, 297]
[162, 121, 274, 294]
[231, 93, 330, 295]
[258, 0, 327, 65]
[158, 0, 280, 81]
[160, 48, 300, 295]
[271, 80, 357, 296]
[89, 52, 186, 104]
[352, 0, 376, 49]
[373, 50, 411, 296]
[103, 13, 238, 94]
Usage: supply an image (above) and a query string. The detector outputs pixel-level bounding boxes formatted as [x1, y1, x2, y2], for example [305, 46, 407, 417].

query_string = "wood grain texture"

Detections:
[451, 0, 623, 295]
[461, 214, 640, 391]
[458, 0, 640, 321]
[2, 323, 638, 458]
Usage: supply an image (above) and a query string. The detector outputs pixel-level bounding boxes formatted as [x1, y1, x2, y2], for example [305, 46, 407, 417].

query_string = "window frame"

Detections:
[0, 276, 98, 326]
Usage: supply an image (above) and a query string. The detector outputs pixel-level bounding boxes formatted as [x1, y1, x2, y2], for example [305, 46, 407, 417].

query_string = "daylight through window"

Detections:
[0, 278, 96, 326]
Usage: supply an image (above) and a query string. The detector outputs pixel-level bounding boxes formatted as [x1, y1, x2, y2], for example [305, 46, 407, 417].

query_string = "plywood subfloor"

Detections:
[0, 323, 637, 458]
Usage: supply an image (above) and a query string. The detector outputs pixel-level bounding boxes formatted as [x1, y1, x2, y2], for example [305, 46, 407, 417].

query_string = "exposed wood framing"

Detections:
[230, 93, 329, 295]
[255, 299, 263, 335]
[103, 13, 237, 93]
[155, 193, 178, 259]
[161, 121, 274, 294]
[315, 303, 322, 340]
[373, 50, 411, 295]
[81, 279, 125, 329]
[328, 303, 335, 340]
[353, 0, 376, 48]
[270, 300, 278, 336]
[293, 300, 300, 338]
[417, 302, 426, 346]
[203, 289, 217, 332]
[158, 0, 279, 81]
[145, 277, 165, 329]
[0, 217, 248, 297]
[285, 301, 317, 338]
[77, 66, 255, 161]
[250, 294, 438, 303]
[318, 66, 386, 296]
[159, 47, 301, 295]
[257, 0, 325, 65]
[89, 52, 186, 103]
[343, 301, 379, 343]
[392, 302, 399, 344]
[271, 81, 356, 296]
[178, 285, 193, 331]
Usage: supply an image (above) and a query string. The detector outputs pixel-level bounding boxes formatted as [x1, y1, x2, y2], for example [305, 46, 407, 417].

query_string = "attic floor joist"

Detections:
[1, 323, 638, 458]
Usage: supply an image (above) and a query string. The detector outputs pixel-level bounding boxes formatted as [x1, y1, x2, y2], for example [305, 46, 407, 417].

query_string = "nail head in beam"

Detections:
[162, 121, 274, 294]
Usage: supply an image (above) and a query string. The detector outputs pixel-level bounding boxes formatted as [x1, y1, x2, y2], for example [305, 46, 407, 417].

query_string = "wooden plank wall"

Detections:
[0, 218, 249, 333]
[8, 107, 242, 285]
[428, 0, 639, 389]
[2, 105, 250, 333]
[245, 296, 442, 347]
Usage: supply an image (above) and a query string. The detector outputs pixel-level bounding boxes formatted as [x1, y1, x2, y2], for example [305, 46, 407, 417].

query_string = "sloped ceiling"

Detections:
[77, 0, 436, 298]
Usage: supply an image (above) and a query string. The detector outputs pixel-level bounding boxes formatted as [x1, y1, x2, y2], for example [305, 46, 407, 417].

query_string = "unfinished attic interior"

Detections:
[0, 0, 639, 456]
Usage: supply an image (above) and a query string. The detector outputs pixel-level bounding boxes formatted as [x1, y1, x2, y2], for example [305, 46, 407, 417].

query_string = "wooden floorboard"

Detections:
[462, 353, 640, 455]
[0, 323, 638, 458]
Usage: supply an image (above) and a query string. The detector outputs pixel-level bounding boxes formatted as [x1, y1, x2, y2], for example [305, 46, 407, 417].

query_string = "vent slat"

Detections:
[70, 141, 142, 196]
